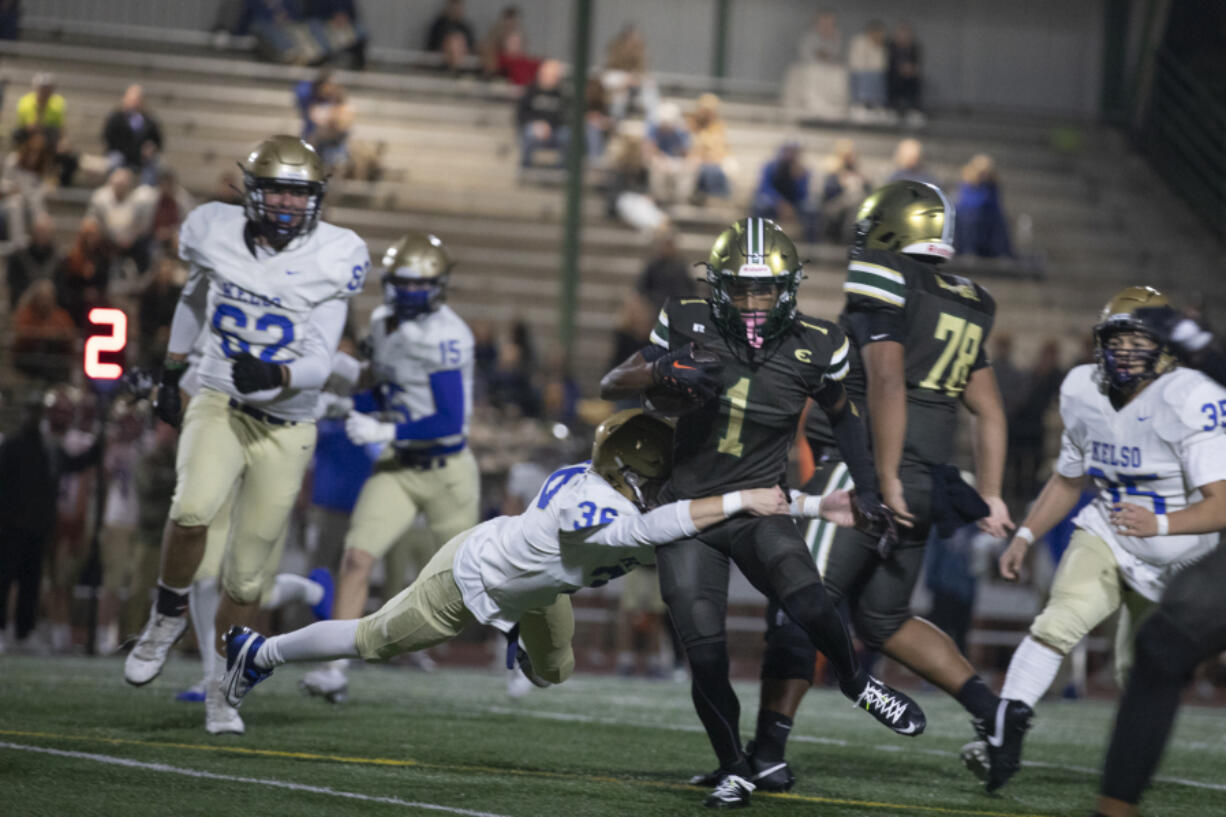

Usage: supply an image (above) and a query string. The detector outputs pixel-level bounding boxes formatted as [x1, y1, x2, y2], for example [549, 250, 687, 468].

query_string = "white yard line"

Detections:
[0, 741, 514, 817]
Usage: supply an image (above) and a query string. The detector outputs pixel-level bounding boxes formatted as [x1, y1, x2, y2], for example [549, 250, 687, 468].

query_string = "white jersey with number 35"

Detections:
[451, 465, 698, 631]
[1055, 363, 1226, 599]
[178, 202, 370, 420]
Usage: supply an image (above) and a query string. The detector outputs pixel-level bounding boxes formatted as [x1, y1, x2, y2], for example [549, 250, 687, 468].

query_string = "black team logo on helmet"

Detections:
[241, 134, 327, 248]
[591, 409, 674, 511]
[703, 217, 804, 349]
[854, 180, 955, 261]
[381, 232, 454, 321]
[1093, 286, 1177, 395]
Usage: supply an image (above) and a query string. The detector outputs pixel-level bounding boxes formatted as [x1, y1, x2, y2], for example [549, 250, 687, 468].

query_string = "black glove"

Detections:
[232, 353, 286, 394]
[851, 489, 900, 560]
[1135, 306, 1213, 361]
[154, 360, 188, 428]
[650, 343, 723, 404]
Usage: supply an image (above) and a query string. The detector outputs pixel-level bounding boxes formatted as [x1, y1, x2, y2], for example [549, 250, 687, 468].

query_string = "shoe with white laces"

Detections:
[205, 678, 245, 735]
[221, 626, 272, 708]
[300, 665, 348, 704]
[124, 607, 188, 686]
[973, 699, 1034, 792]
[850, 674, 926, 736]
[703, 774, 755, 809]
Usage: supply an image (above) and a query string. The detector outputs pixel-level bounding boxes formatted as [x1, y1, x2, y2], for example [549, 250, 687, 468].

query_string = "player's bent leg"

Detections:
[337, 466, 422, 620]
[1111, 591, 1155, 689]
[516, 595, 576, 686]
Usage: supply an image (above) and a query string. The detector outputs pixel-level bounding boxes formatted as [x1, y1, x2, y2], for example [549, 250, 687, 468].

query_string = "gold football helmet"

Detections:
[1093, 285, 1177, 393]
[381, 232, 454, 320]
[704, 217, 804, 348]
[854, 180, 955, 260]
[241, 134, 327, 243]
[591, 409, 674, 510]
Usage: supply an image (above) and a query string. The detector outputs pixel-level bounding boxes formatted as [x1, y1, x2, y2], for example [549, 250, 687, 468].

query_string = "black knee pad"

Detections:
[766, 548, 822, 601]
[762, 602, 818, 680]
[1134, 610, 1202, 683]
[686, 639, 730, 675]
[851, 606, 907, 651]
[664, 592, 728, 649]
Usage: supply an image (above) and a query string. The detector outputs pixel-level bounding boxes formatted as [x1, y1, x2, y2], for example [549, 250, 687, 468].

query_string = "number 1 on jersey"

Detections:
[718, 377, 751, 457]
[918, 312, 983, 397]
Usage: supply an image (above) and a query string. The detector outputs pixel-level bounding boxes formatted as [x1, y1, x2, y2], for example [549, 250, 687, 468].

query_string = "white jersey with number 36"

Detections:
[178, 202, 370, 420]
[451, 465, 698, 631]
[1055, 363, 1226, 599]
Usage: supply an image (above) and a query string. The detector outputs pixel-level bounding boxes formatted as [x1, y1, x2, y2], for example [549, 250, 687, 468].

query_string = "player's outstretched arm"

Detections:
[600, 349, 655, 400]
[787, 488, 856, 527]
[1111, 480, 1226, 538]
[960, 365, 1014, 537]
[577, 487, 790, 549]
[999, 472, 1086, 580]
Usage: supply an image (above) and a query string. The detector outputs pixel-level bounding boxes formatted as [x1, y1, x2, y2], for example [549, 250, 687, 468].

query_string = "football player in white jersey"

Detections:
[295, 231, 479, 702]
[220, 409, 859, 709]
[961, 286, 1226, 792]
[124, 136, 371, 717]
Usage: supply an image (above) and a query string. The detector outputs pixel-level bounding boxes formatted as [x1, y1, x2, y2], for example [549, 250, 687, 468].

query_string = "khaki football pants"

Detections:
[192, 483, 289, 606]
[345, 447, 479, 560]
[170, 388, 315, 603]
[1030, 528, 1154, 681]
[355, 531, 576, 684]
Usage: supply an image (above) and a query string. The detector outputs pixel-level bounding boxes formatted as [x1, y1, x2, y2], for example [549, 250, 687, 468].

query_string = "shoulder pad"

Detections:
[1154, 368, 1226, 443]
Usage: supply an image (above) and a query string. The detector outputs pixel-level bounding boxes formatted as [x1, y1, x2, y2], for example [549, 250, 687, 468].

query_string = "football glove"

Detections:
[153, 359, 188, 428]
[650, 343, 723, 404]
[1135, 306, 1213, 360]
[345, 411, 396, 445]
[851, 489, 899, 559]
[232, 353, 285, 394]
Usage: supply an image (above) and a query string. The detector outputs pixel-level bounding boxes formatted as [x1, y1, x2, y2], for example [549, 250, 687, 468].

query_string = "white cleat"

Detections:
[300, 666, 348, 704]
[506, 668, 534, 699]
[205, 680, 245, 735]
[124, 606, 188, 686]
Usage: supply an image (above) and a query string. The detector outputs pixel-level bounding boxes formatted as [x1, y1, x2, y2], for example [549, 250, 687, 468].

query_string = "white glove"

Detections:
[316, 393, 354, 419]
[345, 411, 395, 445]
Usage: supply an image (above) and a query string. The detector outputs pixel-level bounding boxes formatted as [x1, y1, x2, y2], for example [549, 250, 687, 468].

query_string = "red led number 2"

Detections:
[84, 307, 127, 380]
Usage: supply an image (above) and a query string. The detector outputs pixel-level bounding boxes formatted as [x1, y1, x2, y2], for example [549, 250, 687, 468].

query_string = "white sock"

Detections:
[1001, 635, 1065, 708]
[189, 578, 220, 682]
[261, 573, 324, 611]
[256, 620, 360, 670]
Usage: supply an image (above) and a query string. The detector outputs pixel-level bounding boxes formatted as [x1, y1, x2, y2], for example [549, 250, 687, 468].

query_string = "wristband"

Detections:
[1015, 526, 1035, 546]
[1155, 514, 1170, 536]
[722, 491, 744, 517]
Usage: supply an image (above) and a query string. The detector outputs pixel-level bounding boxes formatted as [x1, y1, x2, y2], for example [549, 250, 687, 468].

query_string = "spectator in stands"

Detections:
[1007, 338, 1064, 505]
[486, 334, 539, 418]
[304, 77, 355, 171]
[818, 138, 871, 243]
[635, 224, 694, 313]
[12, 280, 76, 382]
[138, 256, 184, 370]
[848, 20, 889, 122]
[295, 69, 335, 142]
[102, 84, 163, 185]
[798, 9, 843, 63]
[480, 5, 524, 78]
[609, 292, 654, 385]
[783, 10, 848, 121]
[751, 141, 816, 242]
[954, 153, 1012, 258]
[55, 216, 112, 328]
[426, 0, 476, 73]
[923, 521, 987, 657]
[584, 76, 613, 161]
[604, 125, 665, 232]
[494, 29, 540, 87]
[236, 0, 320, 65]
[2, 128, 53, 246]
[0, 0, 17, 41]
[307, 0, 367, 70]
[7, 211, 58, 309]
[645, 102, 692, 207]
[97, 401, 148, 654]
[14, 73, 77, 187]
[888, 21, 924, 124]
[129, 421, 176, 635]
[86, 167, 154, 274]
[540, 349, 580, 428]
[887, 137, 938, 186]
[149, 168, 195, 254]
[602, 24, 658, 121]
[687, 93, 732, 203]
[516, 59, 569, 169]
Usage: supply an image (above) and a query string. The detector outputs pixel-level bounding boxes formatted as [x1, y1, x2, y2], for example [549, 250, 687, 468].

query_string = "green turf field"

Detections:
[1, 655, 1223, 816]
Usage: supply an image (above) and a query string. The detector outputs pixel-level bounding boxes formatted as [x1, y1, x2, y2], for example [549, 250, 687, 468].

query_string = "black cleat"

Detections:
[980, 699, 1033, 792]
[689, 767, 725, 787]
[703, 774, 755, 809]
[745, 740, 795, 792]
[850, 674, 927, 736]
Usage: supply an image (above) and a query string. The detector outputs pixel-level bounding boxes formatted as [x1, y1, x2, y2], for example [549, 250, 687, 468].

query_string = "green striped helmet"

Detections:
[703, 217, 804, 348]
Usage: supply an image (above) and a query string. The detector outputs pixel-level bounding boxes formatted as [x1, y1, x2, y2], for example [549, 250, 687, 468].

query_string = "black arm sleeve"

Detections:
[640, 344, 668, 363]
[816, 382, 880, 496]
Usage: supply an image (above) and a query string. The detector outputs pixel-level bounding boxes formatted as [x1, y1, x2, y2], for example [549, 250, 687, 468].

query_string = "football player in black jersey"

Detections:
[737, 181, 1022, 793]
[1092, 308, 1226, 817]
[601, 217, 926, 809]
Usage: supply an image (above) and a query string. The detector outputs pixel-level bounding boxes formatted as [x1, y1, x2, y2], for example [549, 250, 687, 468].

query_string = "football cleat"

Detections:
[745, 741, 795, 793]
[221, 626, 272, 708]
[124, 607, 188, 686]
[689, 767, 724, 788]
[308, 568, 334, 620]
[959, 739, 989, 783]
[703, 774, 755, 809]
[205, 679, 245, 735]
[851, 675, 926, 736]
[175, 681, 207, 703]
[300, 665, 348, 704]
[973, 699, 1034, 792]
[515, 644, 551, 688]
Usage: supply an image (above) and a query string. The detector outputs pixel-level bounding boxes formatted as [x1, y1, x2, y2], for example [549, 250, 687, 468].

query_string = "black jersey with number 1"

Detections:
[650, 297, 850, 499]
[805, 247, 996, 466]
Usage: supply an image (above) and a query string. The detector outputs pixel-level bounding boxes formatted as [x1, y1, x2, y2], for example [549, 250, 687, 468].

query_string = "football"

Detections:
[643, 386, 704, 416]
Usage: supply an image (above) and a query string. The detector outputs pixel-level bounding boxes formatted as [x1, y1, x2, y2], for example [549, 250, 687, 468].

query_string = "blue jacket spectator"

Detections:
[751, 142, 816, 242]
[955, 154, 1013, 258]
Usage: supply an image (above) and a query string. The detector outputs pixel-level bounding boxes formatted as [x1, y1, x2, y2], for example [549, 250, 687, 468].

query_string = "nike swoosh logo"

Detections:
[895, 720, 922, 736]
[1137, 416, 1150, 421]
[673, 362, 697, 370]
[870, 333, 890, 340]
[987, 700, 1008, 748]
[285, 270, 301, 275]
[753, 762, 788, 779]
